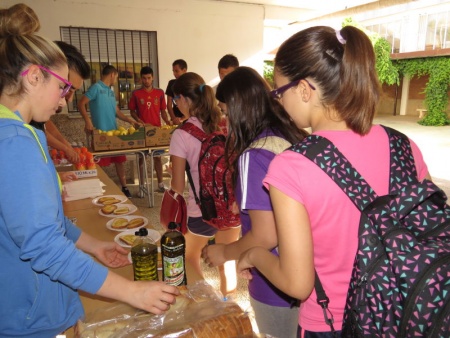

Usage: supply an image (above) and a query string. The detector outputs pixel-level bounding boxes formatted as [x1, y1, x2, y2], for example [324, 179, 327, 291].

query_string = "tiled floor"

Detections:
[112, 113, 450, 334]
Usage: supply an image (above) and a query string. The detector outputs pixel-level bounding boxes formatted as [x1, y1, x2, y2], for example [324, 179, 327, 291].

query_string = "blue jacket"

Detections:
[0, 105, 108, 337]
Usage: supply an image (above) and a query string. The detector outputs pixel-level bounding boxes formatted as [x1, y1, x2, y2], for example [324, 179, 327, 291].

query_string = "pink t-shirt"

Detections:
[263, 125, 428, 332]
[169, 117, 202, 217]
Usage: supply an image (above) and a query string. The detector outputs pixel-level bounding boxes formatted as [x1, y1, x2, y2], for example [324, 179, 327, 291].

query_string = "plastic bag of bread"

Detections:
[76, 280, 255, 337]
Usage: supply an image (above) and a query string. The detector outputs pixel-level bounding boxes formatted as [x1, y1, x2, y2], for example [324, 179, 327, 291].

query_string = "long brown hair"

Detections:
[172, 72, 221, 134]
[216, 66, 308, 186]
[275, 26, 380, 135]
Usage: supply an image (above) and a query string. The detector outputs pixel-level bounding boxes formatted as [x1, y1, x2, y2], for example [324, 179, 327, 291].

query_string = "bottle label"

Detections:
[162, 255, 185, 286]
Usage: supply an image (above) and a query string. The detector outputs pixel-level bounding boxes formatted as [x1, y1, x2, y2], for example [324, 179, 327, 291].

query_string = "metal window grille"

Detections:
[60, 27, 158, 113]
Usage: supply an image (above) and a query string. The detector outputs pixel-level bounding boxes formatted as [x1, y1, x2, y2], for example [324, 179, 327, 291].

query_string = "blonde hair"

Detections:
[0, 3, 66, 96]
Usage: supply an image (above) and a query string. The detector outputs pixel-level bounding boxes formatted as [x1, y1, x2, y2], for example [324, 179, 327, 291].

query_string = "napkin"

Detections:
[63, 178, 105, 201]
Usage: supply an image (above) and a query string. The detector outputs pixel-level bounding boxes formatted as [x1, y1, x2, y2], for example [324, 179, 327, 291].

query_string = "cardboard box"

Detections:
[91, 128, 146, 151]
[145, 125, 175, 147]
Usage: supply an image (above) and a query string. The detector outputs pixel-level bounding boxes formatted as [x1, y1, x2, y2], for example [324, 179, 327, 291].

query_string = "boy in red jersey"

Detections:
[129, 67, 171, 192]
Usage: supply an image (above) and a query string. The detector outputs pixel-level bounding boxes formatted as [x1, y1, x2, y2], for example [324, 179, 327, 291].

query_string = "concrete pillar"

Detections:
[399, 74, 410, 116]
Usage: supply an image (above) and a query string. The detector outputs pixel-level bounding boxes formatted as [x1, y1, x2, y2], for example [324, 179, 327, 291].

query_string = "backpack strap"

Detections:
[290, 134, 377, 211]
[179, 121, 208, 142]
[380, 125, 418, 194]
[179, 121, 205, 206]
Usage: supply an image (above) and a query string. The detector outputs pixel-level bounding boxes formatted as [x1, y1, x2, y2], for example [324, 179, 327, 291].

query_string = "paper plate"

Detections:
[98, 203, 137, 217]
[92, 194, 128, 206]
[106, 215, 148, 232]
[115, 228, 162, 248]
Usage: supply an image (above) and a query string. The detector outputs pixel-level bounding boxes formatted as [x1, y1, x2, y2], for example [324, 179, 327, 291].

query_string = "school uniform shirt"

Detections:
[0, 106, 108, 337]
[264, 124, 428, 332]
[236, 128, 297, 307]
[128, 87, 166, 126]
[84, 81, 117, 131]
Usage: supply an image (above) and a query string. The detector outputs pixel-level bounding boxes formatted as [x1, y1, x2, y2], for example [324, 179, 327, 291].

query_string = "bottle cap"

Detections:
[168, 222, 178, 230]
[135, 228, 148, 236]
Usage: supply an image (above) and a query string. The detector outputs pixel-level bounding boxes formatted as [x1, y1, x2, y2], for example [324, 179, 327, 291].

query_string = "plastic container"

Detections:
[131, 228, 158, 281]
[161, 222, 187, 286]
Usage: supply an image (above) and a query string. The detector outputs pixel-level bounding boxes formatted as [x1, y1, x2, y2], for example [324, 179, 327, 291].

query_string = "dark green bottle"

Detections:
[161, 222, 186, 286]
[131, 228, 158, 281]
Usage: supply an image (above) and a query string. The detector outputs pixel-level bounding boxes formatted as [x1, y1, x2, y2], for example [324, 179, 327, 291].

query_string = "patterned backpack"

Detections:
[180, 122, 240, 229]
[290, 125, 450, 337]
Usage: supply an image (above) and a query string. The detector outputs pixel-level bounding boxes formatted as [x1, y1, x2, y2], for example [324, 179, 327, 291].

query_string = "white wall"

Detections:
[3, 0, 264, 88]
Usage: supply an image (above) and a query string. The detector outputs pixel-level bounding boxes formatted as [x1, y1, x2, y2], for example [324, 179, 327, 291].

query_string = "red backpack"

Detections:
[180, 122, 240, 230]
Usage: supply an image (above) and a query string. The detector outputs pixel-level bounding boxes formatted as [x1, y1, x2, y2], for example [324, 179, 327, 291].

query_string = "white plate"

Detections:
[106, 215, 149, 232]
[115, 228, 162, 248]
[98, 203, 137, 217]
[92, 194, 128, 206]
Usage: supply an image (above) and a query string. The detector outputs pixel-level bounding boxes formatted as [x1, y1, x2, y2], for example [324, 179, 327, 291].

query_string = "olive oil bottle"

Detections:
[131, 228, 158, 281]
[161, 222, 186, 286]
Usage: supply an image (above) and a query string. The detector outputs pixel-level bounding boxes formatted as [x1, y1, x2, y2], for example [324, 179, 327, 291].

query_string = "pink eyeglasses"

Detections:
[21, 65, 72, 98]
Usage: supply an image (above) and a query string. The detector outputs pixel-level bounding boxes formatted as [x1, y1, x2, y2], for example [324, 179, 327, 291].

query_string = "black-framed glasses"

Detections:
[270, 78, 316, 100]
[21, 65, 72, 98]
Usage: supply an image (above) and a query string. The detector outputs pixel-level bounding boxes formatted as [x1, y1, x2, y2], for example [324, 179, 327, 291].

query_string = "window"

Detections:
[60, 27, 158, 113]
[365, 8, 450, 54]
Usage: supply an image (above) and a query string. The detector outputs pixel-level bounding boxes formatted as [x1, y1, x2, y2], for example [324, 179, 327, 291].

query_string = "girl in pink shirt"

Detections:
[169, 72, 241, 297]
[236, 26, 430, 337]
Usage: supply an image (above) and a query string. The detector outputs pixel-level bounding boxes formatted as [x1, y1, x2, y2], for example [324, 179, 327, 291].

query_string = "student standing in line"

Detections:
[218, 54, 239, 80]
[129, 66, 170, 193]
[236, 26, 430, 337]
[202, 66, 308, 337]
[165, 59, 187, 125]
[169, 72, 241, 297]
[0, 4, 179, 337]
[78, 65, 141, 198]
[30, 41, 91, 164]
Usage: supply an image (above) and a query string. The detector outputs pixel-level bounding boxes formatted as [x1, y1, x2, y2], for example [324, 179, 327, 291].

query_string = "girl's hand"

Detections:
[59, 171, 78, 182]
[201, 244, 227, 267]
[94, 241, 130, 268]
[236, 248, 256, 280]
[129, 281, 180, 315]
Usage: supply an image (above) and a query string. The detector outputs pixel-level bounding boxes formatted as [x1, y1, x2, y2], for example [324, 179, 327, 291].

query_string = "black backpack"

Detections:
[290, 126, 450, 337]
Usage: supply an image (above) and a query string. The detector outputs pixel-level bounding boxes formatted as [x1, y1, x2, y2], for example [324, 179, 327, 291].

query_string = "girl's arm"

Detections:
[202, 209, 278, 266]
[170, 155, 186, 194]
[237, 185, 315, 300]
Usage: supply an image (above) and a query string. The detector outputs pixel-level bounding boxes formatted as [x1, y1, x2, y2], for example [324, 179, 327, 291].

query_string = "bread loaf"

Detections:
[154, 303, 252, 337]
[77, 283, 254, 338]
